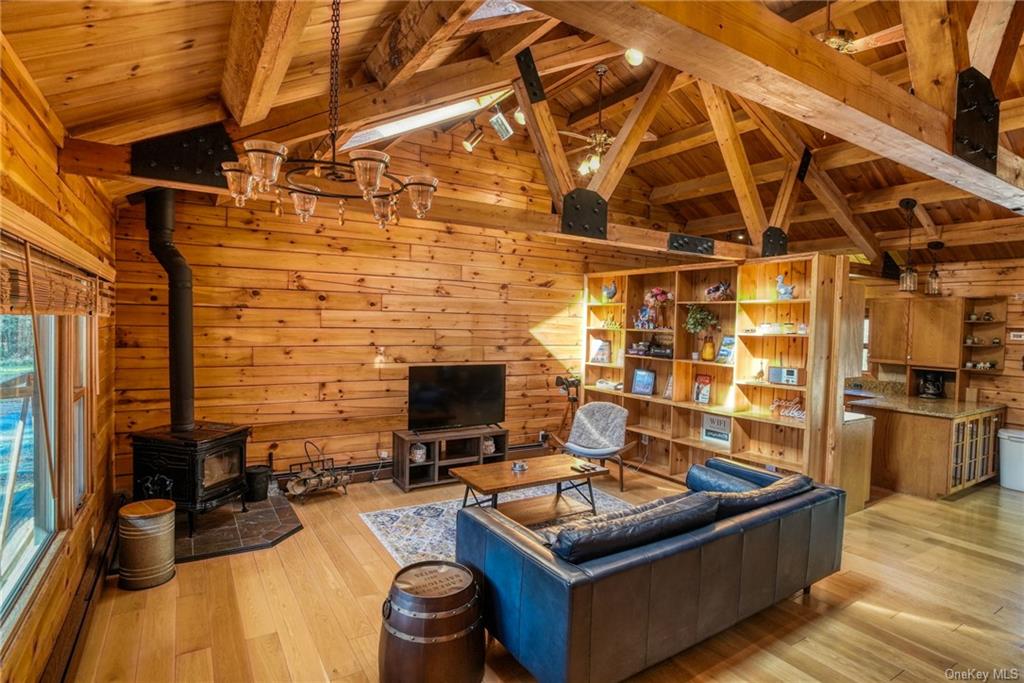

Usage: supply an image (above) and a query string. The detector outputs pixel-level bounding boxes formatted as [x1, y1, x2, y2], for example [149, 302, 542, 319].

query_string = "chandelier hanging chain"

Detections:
[328, 0, 341, 164]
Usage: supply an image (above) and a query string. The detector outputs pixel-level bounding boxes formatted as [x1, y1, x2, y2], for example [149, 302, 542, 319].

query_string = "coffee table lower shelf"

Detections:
[496, 496, 593, 526]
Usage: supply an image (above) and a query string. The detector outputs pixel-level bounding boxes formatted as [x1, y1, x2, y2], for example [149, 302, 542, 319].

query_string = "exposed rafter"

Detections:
[899, 1, 969, 118]
[480, 17, 559, 62]
[968, 0, 1024, 97]
[523, 0, 1024, 215]
[365, 0, 485, 88]
[220, 0, 314, 127]
[768, 161, 802, 232]
[913, 203, 941, 239]
[698, 80, 767, 247]
[568, 72, 693, 131]
[588, 63, 678, 200]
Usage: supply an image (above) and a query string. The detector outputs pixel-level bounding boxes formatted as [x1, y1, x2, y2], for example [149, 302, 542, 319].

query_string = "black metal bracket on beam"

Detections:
[667, 233, 715, 256]
[560, 189, 607, 239]
[515, 48, 546, 103]
[796, 147, 813, 182]
[954, 67, 999, 174]
[130, 123, 238, 189]
[880, 253, 902, 280]
[761, 226, 789, 257]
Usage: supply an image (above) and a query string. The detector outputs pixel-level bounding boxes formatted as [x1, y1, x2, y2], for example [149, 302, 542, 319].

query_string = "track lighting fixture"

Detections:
[513, 108, 526, 126]
[462, 123, 484, 152]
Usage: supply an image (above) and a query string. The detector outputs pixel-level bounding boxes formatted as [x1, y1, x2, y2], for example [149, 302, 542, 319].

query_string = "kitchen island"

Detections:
[848, 395, 1005, 498]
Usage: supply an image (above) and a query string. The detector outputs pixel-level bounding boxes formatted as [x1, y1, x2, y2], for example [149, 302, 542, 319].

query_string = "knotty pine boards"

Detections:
[864, 259, 1024, 431]
[112, 193, 678, 488]
[0, 38, 117, 683]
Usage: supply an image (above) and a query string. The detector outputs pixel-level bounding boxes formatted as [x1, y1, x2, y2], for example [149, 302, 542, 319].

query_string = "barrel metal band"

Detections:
[383, 618, 481, 644]
[386, 587, 479, 620]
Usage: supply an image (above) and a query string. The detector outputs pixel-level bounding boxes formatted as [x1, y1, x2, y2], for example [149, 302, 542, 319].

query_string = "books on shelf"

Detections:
[715, 335, 736, 365]
[701, 414, 731, 447]
[693, 374, 712, 404]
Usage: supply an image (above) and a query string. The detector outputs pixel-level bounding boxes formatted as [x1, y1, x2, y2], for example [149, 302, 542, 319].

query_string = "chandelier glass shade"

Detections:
[221, 0, 437, 229]
[925, 264, 941, 295]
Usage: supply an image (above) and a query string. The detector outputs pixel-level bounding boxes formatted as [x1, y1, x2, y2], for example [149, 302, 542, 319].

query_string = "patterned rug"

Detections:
[360, 484, 632, 566]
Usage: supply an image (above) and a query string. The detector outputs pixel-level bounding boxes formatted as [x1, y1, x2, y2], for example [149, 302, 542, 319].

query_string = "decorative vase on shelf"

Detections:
[700, 336, 716, 361]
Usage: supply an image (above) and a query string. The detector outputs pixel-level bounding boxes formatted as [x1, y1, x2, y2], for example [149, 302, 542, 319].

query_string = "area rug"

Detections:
[360, 484, 632, 566]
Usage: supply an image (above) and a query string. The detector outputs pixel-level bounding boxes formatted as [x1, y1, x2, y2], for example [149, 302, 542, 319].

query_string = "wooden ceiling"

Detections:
[6, 0, 1024, 265]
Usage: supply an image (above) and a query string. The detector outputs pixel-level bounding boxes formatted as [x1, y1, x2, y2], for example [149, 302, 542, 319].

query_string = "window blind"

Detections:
[1, 233, 111, 316]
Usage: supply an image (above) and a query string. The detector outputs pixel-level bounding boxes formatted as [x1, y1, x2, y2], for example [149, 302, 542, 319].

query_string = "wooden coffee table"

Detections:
[450, 455, 609, 526]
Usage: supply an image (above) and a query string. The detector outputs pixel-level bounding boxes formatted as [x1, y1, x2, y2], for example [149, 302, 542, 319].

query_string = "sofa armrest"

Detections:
[456, 507, 593, 683]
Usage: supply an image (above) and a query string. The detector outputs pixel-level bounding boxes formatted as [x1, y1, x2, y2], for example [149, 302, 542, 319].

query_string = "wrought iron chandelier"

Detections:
[221, 0, 438, 228]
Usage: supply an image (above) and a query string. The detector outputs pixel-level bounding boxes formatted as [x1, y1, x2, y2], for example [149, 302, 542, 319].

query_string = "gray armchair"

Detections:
[551, 401, 634, 491]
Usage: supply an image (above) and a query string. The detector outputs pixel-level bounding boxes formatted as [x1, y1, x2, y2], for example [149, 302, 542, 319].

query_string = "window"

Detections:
[862, 309, 870, 373]
[0, 315, 57, 616]
[0, 235, 103, 623]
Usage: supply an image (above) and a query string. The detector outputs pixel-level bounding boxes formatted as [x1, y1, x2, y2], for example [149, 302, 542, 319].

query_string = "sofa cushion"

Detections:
[685, 464, 759, 493]
[706, 473, 813, 518]
[536, 493, 690, 545]
[549, 492, 719, 563]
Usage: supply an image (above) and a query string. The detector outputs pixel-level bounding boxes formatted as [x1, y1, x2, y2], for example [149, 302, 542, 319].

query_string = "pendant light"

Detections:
[925, 240, 944, 296]
[224, 0, 438, 228]
[898, 198, 918, 292]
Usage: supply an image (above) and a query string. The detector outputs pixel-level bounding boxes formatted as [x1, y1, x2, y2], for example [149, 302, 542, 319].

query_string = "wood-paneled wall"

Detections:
[865, 260, 1024, 429]
[0, 37, 116, 683]
[112, 194, 677, 488]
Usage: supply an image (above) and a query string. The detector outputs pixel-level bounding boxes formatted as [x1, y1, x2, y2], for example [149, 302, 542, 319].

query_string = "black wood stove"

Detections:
[130, 188, 250, 535]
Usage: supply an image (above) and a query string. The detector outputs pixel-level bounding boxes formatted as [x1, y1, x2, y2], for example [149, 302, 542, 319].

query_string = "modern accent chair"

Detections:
[551, 401, 633, 491]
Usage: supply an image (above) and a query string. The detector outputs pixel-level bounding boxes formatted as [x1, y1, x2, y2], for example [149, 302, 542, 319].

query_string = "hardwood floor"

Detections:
[70, 473, 1024, 682]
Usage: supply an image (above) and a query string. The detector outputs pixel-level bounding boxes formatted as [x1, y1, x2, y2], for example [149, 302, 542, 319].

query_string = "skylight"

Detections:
[342, 91, 508, 150]
[468, 0, 531, 22]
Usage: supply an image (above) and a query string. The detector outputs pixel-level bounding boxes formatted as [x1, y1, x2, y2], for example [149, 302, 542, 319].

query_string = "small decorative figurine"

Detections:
[993, 337, 1002, 346]
[601, 281, 618, 303]
[634, 305, 656, 330]
[754, 362, 766, 382]
[705, 281, 733, 302]
[776, 274, 796, 300]
[797, 322, 809, 335]
[983, 311, 994, 321]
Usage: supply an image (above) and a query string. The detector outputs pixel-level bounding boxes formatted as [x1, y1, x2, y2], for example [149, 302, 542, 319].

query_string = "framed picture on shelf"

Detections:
[589, 339, 611, 364]
[632, 368, 656, 395]
[693, 374, 712, 404]
[715, 335, 736, 364]
[701, 414, 731, 446]
[662, 375, 674, 400]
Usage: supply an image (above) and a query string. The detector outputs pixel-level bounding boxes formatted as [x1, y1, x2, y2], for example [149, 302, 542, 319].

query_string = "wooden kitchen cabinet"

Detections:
[868, 297, 963, 368]
[908, 298, 963, 368]
[868, 299, 909, 364]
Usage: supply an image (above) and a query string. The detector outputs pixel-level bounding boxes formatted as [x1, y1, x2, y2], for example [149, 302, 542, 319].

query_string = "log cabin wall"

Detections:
[864, 261, 1024, 430]
[0, 38, 116, 683]
[112, 193, 679, 489]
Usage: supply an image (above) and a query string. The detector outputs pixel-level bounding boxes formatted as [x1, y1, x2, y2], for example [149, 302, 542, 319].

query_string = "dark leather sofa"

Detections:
[455, 459, 845, 683]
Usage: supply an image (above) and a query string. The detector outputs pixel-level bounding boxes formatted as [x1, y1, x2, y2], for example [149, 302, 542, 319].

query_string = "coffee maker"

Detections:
[917, 371, 945, 399]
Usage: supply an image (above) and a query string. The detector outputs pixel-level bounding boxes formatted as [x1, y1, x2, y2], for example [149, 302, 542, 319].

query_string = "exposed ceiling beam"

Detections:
[848, 24, 905, 53]
[685, 177, 975, 235]
[768, 161, 802, 232]
[523, 0, 1024, 215]
[453, 9, 550, 36]
[232, 35, 623, 146]
[697, 80, 767, 246]
[365, 0, 485, 88]
[588, 63, 678, 200]
[480, 17, 559, 62]
[220, 0, 314, 127]
[511, 75, 574, 213]
[969, 0, 1024, 97]
[792, 216, 1024, 254]
[632, 111, 757, 167]
[913, 203, 941, 239]
[899, 1, 969, 118]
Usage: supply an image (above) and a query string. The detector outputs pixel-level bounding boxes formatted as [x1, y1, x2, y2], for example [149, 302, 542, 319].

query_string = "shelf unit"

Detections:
[960, 297, 1008, 382]
[582, 255, 837, 484]
[392, 425, 508, 491]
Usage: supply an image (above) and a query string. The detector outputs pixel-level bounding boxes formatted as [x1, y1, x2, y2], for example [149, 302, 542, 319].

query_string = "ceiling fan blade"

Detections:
[564, 145, 591, 156]
[558, 130, 591, 141]
[608, 131, 659, 145]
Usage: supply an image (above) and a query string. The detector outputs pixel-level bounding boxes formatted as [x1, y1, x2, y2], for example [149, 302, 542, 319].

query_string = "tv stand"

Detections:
[392, 425, 508, 492]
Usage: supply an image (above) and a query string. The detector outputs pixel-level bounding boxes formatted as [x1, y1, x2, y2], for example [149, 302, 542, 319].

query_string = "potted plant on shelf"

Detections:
[686, 305, 720, 361]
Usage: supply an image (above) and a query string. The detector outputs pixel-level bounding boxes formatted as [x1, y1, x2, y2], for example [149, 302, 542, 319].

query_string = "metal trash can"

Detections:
[379, 561, 484, 683]
[997, 428, 1024, 491]
[245, 465, 272, 502]
[118, 499, 176, 590]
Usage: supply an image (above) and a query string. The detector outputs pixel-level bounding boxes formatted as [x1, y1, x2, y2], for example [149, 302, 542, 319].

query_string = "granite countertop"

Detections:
[843, 411, 875, 423]
[844, 388, 878, 399]
[848, 395, 1005, 419]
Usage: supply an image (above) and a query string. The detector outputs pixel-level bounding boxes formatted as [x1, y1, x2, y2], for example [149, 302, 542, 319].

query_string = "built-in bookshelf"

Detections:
[582, 255, 838, 484]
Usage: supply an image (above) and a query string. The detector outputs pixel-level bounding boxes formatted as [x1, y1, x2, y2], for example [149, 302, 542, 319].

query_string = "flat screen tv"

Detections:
[408, 364, 506, 431]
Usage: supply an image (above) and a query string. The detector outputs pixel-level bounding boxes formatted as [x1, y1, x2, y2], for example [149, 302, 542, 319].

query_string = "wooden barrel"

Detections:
[378, 560, 484, 683]
[118, 499, 176, 590]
